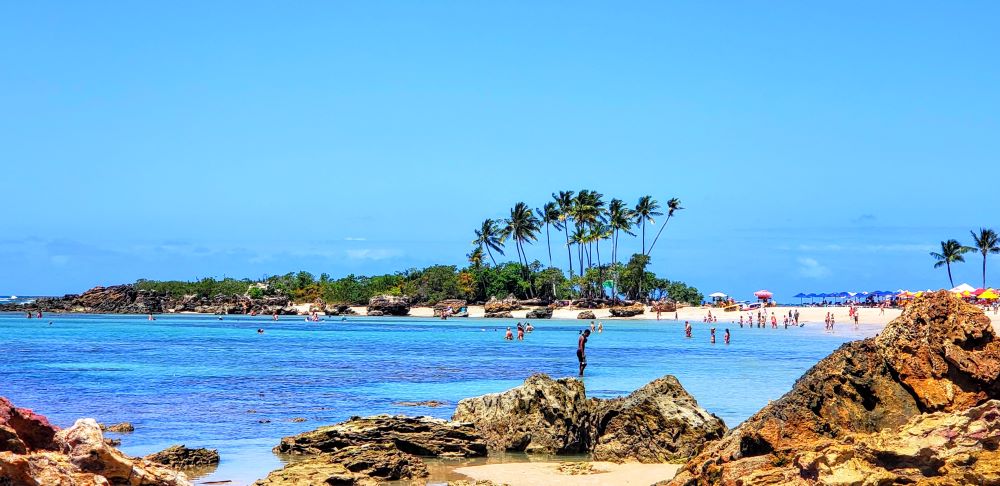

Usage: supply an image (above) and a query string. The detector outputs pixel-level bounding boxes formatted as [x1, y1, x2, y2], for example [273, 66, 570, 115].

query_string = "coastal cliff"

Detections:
[669, 291, 1000, 485]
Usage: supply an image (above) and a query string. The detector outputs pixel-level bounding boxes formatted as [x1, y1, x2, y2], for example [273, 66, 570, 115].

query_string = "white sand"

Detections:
[453, 461, 681, 486]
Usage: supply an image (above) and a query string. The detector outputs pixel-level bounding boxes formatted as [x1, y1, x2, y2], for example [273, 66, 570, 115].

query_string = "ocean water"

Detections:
[0, 313, 876, 484]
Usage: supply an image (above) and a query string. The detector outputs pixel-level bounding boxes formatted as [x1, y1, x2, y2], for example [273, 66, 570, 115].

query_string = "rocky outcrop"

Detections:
[0, 397, 59, 454]
[484, 312, 513, 318]
[670, 291, 1000, 485]
[367, 295, 410, 316]
[609, 303, 645, 317]
[367, 310, 385, 317]
[145, 445, 220, 468]
[324, 304, 357, 316]
[100, 421, 134, 433]
[274, 415, 487, 458]
[577, 311, 596, 320]
[451, 373, 725, 463]
[651, 300, 677, 313]
[0, 414, 190, 486]
[0, 284, 295, 315]
[434, 299, 468, 317]
[525, 307, 553, 319]
[253, 457, 378, 486]
[484, 295, 521, 313]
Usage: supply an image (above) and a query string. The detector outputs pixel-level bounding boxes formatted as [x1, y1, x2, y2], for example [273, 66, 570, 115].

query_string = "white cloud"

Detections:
[343, 237, 367, 241]
[346, 249, 401, 261]
[797, 257, 831, 279]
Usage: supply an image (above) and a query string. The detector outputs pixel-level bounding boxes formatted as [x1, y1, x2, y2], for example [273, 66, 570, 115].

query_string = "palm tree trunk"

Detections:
[485, 246, 497, 267]
[984, 254, 988, 289]
[564, 229, 574, 278]
[545, 223, 552, 268]
[947, 262, 954, 288]
[641, 221, 646, 254]
[645, 214, 673, 256]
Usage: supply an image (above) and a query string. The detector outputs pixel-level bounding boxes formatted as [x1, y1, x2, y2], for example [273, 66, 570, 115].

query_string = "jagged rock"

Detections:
[525, 307, 553, 319]
[253, 457, 377, 486]
[609, 303, 645, 317]
[484, 295, 521, 313]
[591, 376, 726, 462]
[452, 373, 725, 462]
[367, 295, 410, 316]
[651, 300, 677, 313]
[0, 396, 59, 453]
[394, 401, 447, 408]
[327, 442, 428, 479]
[572, 298, 608, 309]
[577, 311, 596, 320]
[670, 291, 1000, 485]
[274, 415, 487, 458]
[100, 422, 134, 433]
[434, 299, 468, 317]
[0, 415, 190, 486]
[518, 298, 547, 307]
[104, 437, 121, 447]
[325, 304, 356, 316]
[484, 311, 513, 318]
[145, 445, 220, 468]
[367, 310, 384, 317]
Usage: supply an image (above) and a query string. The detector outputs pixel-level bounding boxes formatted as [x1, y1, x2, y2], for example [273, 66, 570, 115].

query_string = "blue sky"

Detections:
[2, 2, 998, 299]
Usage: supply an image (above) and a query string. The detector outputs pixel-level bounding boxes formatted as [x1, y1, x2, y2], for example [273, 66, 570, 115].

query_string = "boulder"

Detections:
[609, 303, 645, 317]
[525, 307, 553, 319]
[577, 311, 596, 320]
[651, 300, 677, 313]
[145, 445, 220, 468]
[100, 422, 134, 433]
[452, 373, 725, 462]
[484, 295, 521, 313]
[0, 396, 59, 453]
[324, 442, 428, 480]
[274, 415, 487, 458]
[253, 457, 378, 486]
[484, 312, 513, 318]
[325, 304, 357, 316]
[0, 416, 191, 486]
[670, 291, 1000, 485]
[367, 295, 410, 316]
[366, 310, 385, 317]
[434, 299, 468, 317]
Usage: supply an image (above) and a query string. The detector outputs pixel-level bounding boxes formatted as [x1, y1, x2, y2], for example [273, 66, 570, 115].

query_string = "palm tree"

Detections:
[645, 198, 683, 256]
[536, 202, 562, 268]
[569, 226, 588, 283]
[505, 202, 541, 273]
[473, 219, 505, 266]
[608, 198, 635, 302]
[930, 239, 972, 288]
[467, 247, 484, 270]
[970, 228, 1000, 288]
[634, 196, 662, 255]
[553, 191, 576, 278]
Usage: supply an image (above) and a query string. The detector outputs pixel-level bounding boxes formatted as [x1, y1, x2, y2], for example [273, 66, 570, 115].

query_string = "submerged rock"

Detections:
[274, 415, 487, 458]
[366, 295, 410, 316]
[609, 303, 645, 317]
[669, 291, 1000, 485]
[451, 373, 725, 463]
[145, 444, 220, 468]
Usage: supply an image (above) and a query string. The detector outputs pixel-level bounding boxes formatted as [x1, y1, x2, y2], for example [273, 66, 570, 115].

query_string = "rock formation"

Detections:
[451, 373, 725, 463]
[100, 421, 134, 433]
[145, 445, 220, 468]
[0, 284, 295, 315]
[484, 311, 513, 318]
[525, 307, 553, 319]
[434, 299, 468, 317]
[484, 295, 521, 313]
[609, 303, 645, 317]
[651, 300, 677, 313]
[669, 291, 1000, 485]
[274, 415, 487, 458]
[0, 408, 190, 486]
[577, 311, 596, 320]
[366, 295, 410, 316]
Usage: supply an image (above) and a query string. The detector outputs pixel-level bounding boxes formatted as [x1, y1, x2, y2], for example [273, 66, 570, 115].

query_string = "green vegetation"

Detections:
[134, 189, 704, 306]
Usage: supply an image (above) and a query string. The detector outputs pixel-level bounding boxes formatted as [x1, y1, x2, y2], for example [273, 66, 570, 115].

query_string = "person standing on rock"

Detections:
[577, 329, 591, 377]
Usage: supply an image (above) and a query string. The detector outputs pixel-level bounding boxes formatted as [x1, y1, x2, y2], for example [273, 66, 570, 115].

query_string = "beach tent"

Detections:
[754, 290, 773, 301]
[950, 283, 976, 294]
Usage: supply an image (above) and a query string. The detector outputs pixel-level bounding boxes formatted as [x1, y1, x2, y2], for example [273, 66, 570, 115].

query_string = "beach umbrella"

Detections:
[980, 289, 999, 300]
[754, 290, 773, 301]
[709, 292, 728, 298]
[973, 288, 986, 296]
[794, 292, 807, 304]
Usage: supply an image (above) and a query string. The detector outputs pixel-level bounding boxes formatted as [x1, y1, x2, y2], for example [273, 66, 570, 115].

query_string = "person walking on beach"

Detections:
[794, 309, 800, 325]
[577, 329, 591, 376]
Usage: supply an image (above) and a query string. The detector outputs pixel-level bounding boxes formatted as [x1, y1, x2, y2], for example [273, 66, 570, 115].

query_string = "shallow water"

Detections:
[0, 313, 876, 484]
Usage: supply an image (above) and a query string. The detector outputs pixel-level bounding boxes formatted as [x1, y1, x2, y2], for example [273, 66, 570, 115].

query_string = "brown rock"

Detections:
[145, 444, 220, 468]
[670, 291, 1000, 485]
[0, 396, 59, 453]
[100, 422, 134, 433]
[325, 442, 428, 480]
[484, 311, 513, 318]
[434, 299, 468, 317]
[274, 415, 487, 458]
[366, 295, 410, 316]
[609, 303, 645, 317]
[484, 295, 521, 313]
[577, 311, 596, 320]
[525, 307, 553, 319]
[253, 457, 377, 486]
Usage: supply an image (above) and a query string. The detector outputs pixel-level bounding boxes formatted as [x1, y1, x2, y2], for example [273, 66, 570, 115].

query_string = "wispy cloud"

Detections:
[797, 257, 831, 279]
[343, 237, 367, 241]
[346, 249, 401, 261]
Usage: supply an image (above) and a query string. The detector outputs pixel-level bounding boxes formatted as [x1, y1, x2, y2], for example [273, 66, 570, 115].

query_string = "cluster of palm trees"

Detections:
[471, 190, 682, 298]
[930, 228, 999, 288]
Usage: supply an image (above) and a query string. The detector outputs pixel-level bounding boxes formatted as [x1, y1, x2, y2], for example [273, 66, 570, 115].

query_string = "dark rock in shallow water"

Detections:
[100, 422, 134, 433]
[451, 373, 724, 463]
[525, 307, 553, 319]
[367, 295, 410, 316]
[274, 414, 487, 458]
[145, 444, 220, 468]
[669, 291, 1000, 485]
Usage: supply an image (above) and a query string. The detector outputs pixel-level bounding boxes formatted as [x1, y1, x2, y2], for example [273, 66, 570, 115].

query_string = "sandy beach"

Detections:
[453, 461, 682, 486]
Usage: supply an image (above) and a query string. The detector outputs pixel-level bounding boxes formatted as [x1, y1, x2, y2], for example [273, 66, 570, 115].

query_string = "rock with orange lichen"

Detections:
[669, 291, 1000, 485]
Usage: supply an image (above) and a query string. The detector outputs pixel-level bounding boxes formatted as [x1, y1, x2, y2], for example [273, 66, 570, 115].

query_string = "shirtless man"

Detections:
[505, 327, 514, 340]
[578, 329, 591, 377]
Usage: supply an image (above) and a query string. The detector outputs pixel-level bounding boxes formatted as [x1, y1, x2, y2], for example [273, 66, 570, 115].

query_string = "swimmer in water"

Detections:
[257, 328, 264, 334]
[724, 328, 730, 344]
[505, 327, 514, 340]
[684, 321, 692, 338]
[597, 321, 603, 333]
[710, 327, 716, 344]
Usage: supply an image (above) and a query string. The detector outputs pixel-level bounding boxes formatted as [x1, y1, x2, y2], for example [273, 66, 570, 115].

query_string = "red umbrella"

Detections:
[754, 290, 773, 300]
[973, 288, 986, 296]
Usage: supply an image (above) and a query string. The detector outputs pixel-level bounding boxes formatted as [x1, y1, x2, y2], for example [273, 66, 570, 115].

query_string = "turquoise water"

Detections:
[0, 313, 875, 484]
